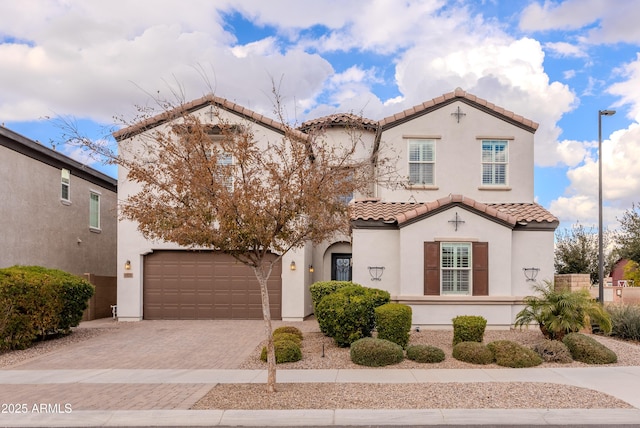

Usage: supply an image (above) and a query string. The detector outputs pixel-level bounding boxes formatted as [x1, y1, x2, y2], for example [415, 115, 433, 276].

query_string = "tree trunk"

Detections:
[254, 266, 276, 392]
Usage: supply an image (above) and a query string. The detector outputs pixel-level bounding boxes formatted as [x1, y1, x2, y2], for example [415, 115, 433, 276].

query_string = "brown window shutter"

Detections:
[424, 242, 440, 295]
[472, 242, 489, 296]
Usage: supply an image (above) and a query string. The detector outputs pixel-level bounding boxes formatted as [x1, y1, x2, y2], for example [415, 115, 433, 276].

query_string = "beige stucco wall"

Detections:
[0, 144, 117, 277]
[375, 100, 534, 204]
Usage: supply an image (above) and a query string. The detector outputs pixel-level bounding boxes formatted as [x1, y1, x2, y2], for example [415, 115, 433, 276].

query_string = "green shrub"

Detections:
[452, 341, 494, 365]
[273, 326, 303, 341]
[272, 332, 302, 346]
[452, 315, 487, 345]
[487, 340, 542, 368]
[260, 339, 302, 364]
[315, 285, 390, 347]
[406, 344, 445, 363]
[0, 266, 94, 351]
[311, 281, 359, 335]
[606, 304, 640, 342]
[532, 339, 573, 363]
[375, 303, 412, 348]
[350, 337, 404, 367]
[515, 281, 612, 340]
[563, 333, 617, 364]
[310, 281, 354, 312]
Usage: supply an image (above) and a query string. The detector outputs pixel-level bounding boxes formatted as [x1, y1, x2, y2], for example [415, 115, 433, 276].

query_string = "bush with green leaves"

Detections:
[273, 332, 302, 345]
[350, 337, 404, 367]
[563, 333, 617, 364]
[273, 326, 303, 341]
[452, 341, 494, 365]
[406, 344, 445, 363]
[532, 339, 573, 363]
[375, 303, 412, 348]
[311, 281, 358, 335]
[606, 304, 640, 342]
[514, 280, 612, 340]
[260, 339, 302, 364]
[452, 315, 487, 345]
[487, 340, 542, 368]
[315, 285, 390, 347]
[0, 266, 94, 351]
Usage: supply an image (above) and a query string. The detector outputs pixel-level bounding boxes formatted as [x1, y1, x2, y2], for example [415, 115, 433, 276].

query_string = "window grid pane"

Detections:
[441, 243, 472, 295]
[90, 193, 100, 228]
[481, 140, 508, 185]
[408, 139, 435, 185]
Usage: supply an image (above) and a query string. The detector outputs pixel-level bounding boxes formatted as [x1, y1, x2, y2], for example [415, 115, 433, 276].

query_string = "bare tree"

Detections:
[59, 91, 377, 392]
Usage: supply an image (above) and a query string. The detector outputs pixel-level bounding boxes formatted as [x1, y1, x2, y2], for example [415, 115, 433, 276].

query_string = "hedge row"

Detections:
[0, 266, 94, 351]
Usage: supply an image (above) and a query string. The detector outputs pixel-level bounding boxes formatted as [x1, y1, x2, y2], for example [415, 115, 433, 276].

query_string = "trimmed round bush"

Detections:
[260, 339, 302, 364]
[375, 303, 412, 348]
[350, 337, 404, 367]
[452, 315, 487, 345]
[273, 332, 302, 346]
[563, 333, 617, 364]
[312, 281, 360, 336]
[315, 285, 390, 347]
[406, 344, 445, 363]
[452, 341, 494, 365]
[273, 326, 303, 341]
[487, 340, 542, 368]
[532, 339, 573, 363]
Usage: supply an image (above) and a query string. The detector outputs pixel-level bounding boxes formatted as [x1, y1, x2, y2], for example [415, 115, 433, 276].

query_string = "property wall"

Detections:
[0, 144, 117, 277]
[375, 100, 535, 204]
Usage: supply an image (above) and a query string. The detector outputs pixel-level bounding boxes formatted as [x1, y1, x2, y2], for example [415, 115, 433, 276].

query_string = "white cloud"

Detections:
[609, 53, 640, 121]
[544, 41, 588, 58]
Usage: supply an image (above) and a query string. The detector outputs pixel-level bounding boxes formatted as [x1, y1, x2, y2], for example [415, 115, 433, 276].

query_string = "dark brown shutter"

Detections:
[472, 242, 489, 296]
[424, 242, 440, 295]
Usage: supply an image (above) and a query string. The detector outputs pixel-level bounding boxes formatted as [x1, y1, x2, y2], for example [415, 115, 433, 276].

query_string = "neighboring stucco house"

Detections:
[0, 125, 117, 277]
[114, 88, 558, 327]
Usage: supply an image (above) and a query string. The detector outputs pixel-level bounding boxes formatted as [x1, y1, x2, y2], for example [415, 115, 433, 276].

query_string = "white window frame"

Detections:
[440, 242, 472, 295]
[61, 168, 71, 202]
[481, 140, 508, 185]
[408, 139, 435, 186]
[89, 191, 101, 231]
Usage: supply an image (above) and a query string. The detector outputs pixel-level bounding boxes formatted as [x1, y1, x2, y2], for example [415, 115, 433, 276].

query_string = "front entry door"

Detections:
[331, 253, 352, 281]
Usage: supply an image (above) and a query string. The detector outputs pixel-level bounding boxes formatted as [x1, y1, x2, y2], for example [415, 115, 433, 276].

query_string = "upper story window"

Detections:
[408, 139, 435, 186]
[90, 191, 101, 230]
[61, 169, 71, 201]
[481, 140, 508, 185]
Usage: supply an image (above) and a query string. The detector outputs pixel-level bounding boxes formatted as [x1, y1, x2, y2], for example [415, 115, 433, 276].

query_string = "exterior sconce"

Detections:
[308, 265, 314, 273]
[124, 260, 131, 271]
[523, 267, 539, 282]
[368, 266, 385, 281]
[616, 288, 622, 297]
[289, 261, 296, 271]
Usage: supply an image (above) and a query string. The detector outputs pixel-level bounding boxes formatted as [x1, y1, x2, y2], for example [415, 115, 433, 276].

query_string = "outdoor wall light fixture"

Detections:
[289, 261, 296, 271]
[368, 266, 385, 281]
[124, 260, 131, 271]
[308, 265, 314, 273]
[616, 288, 622, 297]
[523, 267, 540, 282]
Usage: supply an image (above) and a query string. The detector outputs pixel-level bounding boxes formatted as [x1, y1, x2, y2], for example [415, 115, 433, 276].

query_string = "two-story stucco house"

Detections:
[0, 125, 117, 277]
[114, 88, 557, 326]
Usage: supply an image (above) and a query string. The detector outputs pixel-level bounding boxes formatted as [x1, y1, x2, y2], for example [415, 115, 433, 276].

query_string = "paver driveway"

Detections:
[11, 318, 270, 370]
[0, 318, 308, 411]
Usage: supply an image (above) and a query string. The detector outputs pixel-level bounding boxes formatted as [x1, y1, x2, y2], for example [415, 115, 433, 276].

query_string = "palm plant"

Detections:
[514, 280, 612, 340]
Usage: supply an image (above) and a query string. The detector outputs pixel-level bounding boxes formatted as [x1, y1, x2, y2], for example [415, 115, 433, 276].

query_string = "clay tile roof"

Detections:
[299, 113, 379, 132]
[378, 87, 539, 131]
[350, 195, 557, 226]
[113, 94, 309, 142]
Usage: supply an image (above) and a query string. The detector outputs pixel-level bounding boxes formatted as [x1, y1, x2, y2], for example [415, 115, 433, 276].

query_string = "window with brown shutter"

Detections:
[423, 241, 489, 296]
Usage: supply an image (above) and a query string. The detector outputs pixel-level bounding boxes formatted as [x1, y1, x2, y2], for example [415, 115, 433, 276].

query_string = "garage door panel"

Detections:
[143, 250, 281, 320]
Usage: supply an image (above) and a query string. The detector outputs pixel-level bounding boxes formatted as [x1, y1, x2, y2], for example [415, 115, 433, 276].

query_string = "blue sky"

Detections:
[2, 0, 640, 230]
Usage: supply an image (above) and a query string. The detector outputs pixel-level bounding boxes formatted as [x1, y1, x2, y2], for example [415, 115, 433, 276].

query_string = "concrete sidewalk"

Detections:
[1, 367, 640, 427]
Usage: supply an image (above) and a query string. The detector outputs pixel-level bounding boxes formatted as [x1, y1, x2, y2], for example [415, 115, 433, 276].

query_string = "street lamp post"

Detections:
[598, 109, 616, 304]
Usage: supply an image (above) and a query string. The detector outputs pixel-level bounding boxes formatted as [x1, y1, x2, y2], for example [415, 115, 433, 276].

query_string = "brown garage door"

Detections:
[143, 250, 281, 320]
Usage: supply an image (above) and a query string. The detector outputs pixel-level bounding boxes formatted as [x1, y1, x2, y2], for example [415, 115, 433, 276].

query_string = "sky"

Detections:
[2, 0, 640, 232]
